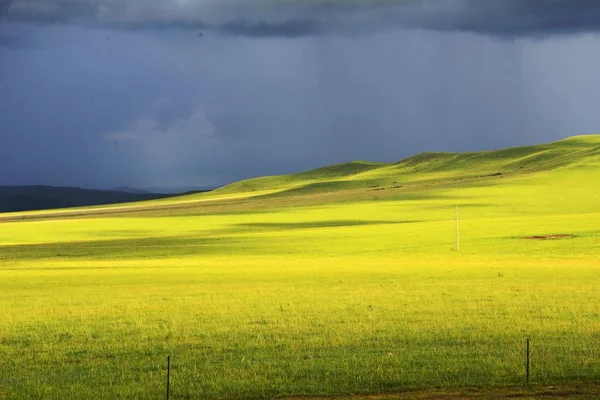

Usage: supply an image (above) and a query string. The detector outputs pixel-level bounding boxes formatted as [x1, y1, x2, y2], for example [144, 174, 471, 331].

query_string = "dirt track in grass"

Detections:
[283, 384, 600, 400]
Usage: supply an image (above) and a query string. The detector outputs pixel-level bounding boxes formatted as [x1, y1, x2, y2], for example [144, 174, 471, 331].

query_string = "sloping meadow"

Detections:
[1, 136, 599, 399]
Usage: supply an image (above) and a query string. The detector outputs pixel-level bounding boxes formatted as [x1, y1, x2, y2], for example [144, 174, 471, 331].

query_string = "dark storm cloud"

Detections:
[3, 0, 600, 37]
[3, 19, 600, 189]
[0, 22, 36, 48]
[219, 19, 324, 38]
[0, 31, 26, 47]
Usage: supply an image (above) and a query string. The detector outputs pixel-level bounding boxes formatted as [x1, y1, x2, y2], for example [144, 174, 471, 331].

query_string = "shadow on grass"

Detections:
[0, 235, 249, 263]
[0, 219, 420, 264]
[235, 220, 419, 231]
[282, 384, 600, 399]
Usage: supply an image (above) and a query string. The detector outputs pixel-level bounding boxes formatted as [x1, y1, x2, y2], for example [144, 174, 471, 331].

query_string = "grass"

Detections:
[285, 384, 600, 399]
[1, 134, 599, 399]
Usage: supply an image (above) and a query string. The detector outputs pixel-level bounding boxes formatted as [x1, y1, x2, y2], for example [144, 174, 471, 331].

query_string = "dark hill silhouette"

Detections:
[0, 186, 174, 213]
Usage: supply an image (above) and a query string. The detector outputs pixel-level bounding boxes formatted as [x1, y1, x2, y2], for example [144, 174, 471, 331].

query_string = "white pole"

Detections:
[455, 205, 460, 252]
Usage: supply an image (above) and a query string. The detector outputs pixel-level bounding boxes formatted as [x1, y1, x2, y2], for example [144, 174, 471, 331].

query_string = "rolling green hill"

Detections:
[1, 134, 599, 399]
[212, 134, 600, 198]
[5, 134, 597, 221]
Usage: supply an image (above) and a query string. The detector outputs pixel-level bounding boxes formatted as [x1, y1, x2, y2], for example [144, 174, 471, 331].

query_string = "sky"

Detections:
[2, 0, 600, 190]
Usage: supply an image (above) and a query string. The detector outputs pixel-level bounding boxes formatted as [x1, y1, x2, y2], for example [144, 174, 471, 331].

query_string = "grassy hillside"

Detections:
[0, 135, 599, 399]
[3, 134, 598, 221]
[212, 134, 600, 198]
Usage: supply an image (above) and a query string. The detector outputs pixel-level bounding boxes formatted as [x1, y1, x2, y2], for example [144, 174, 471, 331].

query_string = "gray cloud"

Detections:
[3, 15, 600, 190]
[0, 31, 27, 48]
[105, 103, 216, 168]
[3, 0, 600, 37]
[0, 22, 39, 48]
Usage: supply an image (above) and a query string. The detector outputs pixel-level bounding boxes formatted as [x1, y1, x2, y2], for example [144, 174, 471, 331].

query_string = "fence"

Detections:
[157, 337, 599, 399]
[2, 337, 599, 399]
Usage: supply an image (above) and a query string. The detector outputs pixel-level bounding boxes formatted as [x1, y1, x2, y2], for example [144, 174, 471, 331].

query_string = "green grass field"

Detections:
[1, 135, 599, 399]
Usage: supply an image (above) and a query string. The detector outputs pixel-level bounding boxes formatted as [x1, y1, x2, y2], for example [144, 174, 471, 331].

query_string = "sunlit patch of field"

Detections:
[0, 135, 599, 399]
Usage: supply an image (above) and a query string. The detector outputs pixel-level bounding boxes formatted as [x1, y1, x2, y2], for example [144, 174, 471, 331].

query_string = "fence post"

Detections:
[167, 355, 171, 400]
[526, 338, 530, 384]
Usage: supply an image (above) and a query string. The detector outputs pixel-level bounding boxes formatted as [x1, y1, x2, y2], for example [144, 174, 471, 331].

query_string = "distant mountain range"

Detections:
[0, 186, 182, 213]
[129, 186, 217, 195]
